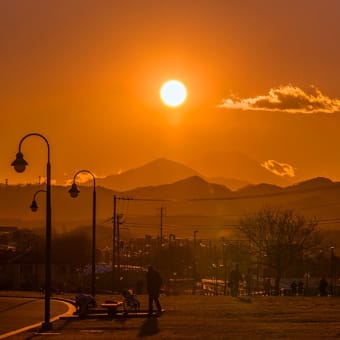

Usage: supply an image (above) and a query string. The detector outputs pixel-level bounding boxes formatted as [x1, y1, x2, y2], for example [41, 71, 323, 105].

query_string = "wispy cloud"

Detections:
[38, 177, 57, 185]
[261, 160, 295, 178]
[220, 85, 340, 114]
[64, 172, 98, 186]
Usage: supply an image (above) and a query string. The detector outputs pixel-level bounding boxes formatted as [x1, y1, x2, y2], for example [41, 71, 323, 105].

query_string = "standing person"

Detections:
[146, 265, 163, 314]
[291, 280, 297, 295]
[264, 278, 272, 296]
[319, 277, 328, 296]
[297, 280, 304, 296]
[229, 264, 242, 297]
[245, 269, 252, 296]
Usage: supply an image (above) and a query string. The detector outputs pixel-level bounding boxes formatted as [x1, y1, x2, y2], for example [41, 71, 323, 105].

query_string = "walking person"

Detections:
[291, 280, 297, 295]
[146, 265, 163, 315]
[264, 278, 272, 296]
[229, 264, 242, 297]
[297, 280, 304, 296]
[319, 277, 328, 296]
[245, 268, 252, 296]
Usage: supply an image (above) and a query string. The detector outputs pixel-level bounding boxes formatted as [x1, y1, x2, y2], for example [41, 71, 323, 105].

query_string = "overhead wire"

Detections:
[97, 183, 340, 230]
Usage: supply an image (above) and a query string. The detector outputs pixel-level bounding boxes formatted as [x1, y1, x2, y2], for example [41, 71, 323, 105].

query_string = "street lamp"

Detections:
[68, 170, 96, 297]
[11, 133, 52, 331]
[30, 189, 47, 212]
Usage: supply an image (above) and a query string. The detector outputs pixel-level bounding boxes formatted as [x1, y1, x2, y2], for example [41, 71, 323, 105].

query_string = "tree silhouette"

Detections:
[239, 208, 321, 293]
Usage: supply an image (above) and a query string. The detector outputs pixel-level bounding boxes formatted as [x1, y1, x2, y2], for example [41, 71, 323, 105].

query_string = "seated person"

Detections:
[122, 289, 140, 312]
[75, 289, 96, 318]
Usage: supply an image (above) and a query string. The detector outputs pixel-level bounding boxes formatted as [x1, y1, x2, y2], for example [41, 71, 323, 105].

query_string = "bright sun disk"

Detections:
[160, 80, 187, 107]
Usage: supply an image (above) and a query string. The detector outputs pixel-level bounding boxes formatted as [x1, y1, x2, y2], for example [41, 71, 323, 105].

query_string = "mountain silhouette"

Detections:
[125, 175, 231, 199]
[205, 176, 249, 191]
[1, 176, 340, 241]
[87, 158, 248, 191]
[90, 158, 200, 191]
[236, 183, 283, 196]
[286, 177, 334, 192]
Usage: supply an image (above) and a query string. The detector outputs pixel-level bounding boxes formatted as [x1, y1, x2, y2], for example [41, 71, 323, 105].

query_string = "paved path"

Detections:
[0, 296, 74, 338]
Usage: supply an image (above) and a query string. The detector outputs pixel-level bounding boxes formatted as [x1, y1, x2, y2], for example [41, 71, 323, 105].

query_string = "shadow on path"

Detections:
[138, 317, 159, 337]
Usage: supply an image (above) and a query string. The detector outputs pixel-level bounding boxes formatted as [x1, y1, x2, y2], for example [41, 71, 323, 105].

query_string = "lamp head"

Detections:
[11, 152, 28, 173]
[68, 182, 80, 198]
[30, 200, 38, 212]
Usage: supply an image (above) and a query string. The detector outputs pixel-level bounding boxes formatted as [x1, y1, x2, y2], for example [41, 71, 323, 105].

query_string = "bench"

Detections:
[101, 301, 124, 317]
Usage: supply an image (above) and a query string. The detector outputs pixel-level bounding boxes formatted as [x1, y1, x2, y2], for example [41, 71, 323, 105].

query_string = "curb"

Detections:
[0, 296, 76, 339]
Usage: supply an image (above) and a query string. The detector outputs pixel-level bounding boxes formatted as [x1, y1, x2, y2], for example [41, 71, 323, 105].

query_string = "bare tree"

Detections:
[239, 208, 321, 293]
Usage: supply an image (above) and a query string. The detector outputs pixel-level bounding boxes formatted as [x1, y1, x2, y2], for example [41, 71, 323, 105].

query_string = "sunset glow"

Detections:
[1, 2, 340, 187]
[2, 3, 340, 336]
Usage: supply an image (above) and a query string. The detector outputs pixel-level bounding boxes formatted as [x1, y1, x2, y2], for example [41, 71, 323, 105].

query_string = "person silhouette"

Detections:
[264, 278, 271, 296]
[146, 266, 163, 314]
[229, 264, 242, 297]
[75, 289, 96, 318]
[291, 281, 297, 295]
[319, 277, 328, 296]
[297, 280, 304, 295]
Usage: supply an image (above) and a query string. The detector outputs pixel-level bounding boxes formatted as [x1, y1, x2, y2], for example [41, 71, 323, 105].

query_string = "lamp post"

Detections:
[68, 170, 96, 297]
[11, 133, 52, 331]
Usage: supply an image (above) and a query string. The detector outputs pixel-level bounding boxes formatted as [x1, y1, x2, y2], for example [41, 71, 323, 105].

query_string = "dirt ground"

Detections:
[7, 293, 340, 339]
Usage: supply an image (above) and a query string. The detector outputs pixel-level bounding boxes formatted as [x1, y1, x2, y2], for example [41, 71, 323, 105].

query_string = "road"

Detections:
[0, 296, 74, 338]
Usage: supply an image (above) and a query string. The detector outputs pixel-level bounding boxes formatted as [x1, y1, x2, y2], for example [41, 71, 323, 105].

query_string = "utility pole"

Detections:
[214, 245, 218, 295]
[330, 246, 335, 295]
[193, 230, 198, 294]
[223, 242, 227, 296]
[112, 195, 132, 292]
[117, 213, 124, 273]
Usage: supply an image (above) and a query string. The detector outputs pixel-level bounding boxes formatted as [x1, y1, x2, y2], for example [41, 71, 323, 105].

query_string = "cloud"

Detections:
[261, 160, 295, 178]
[39, 177, 57, 185]
[220, 85, 340, 114]
[64, 172, 98, 186]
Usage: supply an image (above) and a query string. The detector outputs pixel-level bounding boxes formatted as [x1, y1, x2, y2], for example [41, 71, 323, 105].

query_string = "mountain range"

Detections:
[88, 157, 276, 191]
[1, 174, 340, 245]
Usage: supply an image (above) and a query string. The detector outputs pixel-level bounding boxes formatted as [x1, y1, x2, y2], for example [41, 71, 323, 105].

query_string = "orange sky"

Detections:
[1, 0, 340, 185]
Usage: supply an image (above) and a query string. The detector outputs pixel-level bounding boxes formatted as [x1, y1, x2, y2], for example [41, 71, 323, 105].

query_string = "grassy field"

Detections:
[9, 293, 340, 339]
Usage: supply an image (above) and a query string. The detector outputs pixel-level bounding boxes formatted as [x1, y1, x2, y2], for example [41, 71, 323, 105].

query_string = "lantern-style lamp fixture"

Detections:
[30, 200, 39, 212]
[68, 182, 80, 198]
[11, 152, 28, 173]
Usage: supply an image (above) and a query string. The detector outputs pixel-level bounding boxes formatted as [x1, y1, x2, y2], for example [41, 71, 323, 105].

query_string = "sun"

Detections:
[160, 80, 187, 107]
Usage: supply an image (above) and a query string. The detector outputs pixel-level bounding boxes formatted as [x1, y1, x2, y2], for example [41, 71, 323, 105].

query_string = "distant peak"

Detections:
[145, 158, 191, 167]
[176, 175, 207, 184]
[289, 177, 333, 189]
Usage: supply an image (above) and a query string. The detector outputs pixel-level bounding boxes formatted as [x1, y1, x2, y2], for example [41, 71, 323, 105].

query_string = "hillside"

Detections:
[125, 176, 231, 199]
[1, 177, 340, 242]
